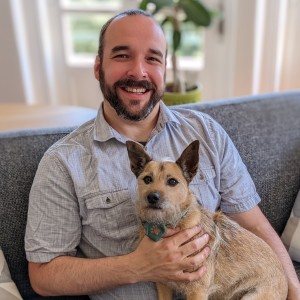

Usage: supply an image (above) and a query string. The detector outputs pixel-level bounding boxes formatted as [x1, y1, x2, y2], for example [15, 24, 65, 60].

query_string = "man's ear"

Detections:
[126, 141, 152, 178]
[94, 55, 100, 81]
[176, 140, 200, 183]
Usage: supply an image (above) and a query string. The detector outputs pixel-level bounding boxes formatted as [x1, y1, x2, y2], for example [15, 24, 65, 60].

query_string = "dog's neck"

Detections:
[142, 207, 190, 242]
[166, 207, 190, 228]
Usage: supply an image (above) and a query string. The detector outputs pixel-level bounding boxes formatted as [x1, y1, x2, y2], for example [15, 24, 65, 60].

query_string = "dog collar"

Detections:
[144, 222, 167, 242]
[143, 208, 190, 242]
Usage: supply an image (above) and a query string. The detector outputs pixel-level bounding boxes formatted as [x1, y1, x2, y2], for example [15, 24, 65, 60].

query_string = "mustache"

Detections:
[114, 78, 156, 90]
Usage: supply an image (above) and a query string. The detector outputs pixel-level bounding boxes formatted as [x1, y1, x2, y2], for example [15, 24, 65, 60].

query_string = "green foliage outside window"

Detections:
[65, 0, 204, 58]
[69, 15, 111, 54]
[69, 14, 203, 57]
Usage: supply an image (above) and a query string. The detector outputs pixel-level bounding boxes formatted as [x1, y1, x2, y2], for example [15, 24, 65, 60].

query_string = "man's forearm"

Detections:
[28, 226, 210, 297]
[29, 255, 138, 296]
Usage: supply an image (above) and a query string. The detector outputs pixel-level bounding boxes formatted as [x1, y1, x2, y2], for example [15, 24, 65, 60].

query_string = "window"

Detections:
[60, 0, 139, 64]
[60, 0, 204, 69]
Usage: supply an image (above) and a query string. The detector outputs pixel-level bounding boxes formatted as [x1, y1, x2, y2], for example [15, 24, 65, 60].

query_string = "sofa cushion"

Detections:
[282, 190, 300, 262]
[0, 248, 23, 300]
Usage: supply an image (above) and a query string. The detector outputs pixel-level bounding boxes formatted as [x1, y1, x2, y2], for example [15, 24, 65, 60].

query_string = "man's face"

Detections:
[96, 15, 167, 121]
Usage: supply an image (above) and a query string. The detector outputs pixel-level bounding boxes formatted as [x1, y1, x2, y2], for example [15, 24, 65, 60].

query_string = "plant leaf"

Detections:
[161, 16, 173, 27]
[179, 0, 211, 27]
[139, 0, 149, 10]
[139, 0, 174, 14]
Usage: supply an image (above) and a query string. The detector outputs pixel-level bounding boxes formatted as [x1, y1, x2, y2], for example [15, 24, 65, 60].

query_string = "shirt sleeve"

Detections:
[25, 151, 81, 263]
[206, 116, 261, 214]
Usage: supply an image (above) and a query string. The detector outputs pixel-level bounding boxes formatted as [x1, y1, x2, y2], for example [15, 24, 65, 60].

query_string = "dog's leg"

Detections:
[156, 283, 173, 300]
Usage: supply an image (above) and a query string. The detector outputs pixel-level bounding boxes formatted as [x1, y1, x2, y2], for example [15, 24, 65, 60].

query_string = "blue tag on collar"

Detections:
[144, 222, 167, 242]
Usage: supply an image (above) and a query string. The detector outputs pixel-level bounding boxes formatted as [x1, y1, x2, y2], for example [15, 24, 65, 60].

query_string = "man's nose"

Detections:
[127, 59, 148, 79]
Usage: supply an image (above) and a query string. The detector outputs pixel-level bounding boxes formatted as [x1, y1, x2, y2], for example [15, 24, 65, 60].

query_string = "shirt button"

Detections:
[106, 197, 111, 204]
[200, 174, 204, 180]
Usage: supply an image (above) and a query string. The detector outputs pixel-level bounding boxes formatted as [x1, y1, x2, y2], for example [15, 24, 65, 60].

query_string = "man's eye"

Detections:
[113, 54, 128, 59]
[167, 178, 178, 187]
[143, 176, 152, 184]
[147, 57, 161, 63]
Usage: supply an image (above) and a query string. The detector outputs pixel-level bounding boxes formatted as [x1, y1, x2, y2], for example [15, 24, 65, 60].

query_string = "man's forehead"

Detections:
[105, 15, 167, 49]
[110, 14, 159, 29]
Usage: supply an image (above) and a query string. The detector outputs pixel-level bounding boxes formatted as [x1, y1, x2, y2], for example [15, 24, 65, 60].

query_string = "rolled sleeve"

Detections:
[25, 152, 81, 263]
[208, 118, 261, 214]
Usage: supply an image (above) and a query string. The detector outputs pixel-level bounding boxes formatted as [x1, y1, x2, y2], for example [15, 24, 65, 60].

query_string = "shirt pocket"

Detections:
[189, 167, 220, 212]
[84, 189, 139, 241]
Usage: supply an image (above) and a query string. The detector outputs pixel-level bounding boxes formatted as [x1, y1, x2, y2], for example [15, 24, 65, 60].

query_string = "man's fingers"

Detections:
[172, 226, 203, 246]
[181, 233, 210, 258]
[177, 265, 207, 283]
[183, 246, 211, 272]
[163, 226, 180, 238]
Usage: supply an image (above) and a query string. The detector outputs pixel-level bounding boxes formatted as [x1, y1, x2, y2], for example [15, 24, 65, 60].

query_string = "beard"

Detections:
[99, 67, 164, 121]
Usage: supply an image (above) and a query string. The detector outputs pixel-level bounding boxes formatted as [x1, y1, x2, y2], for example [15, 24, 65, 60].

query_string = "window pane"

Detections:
[65, 13, 113, 55]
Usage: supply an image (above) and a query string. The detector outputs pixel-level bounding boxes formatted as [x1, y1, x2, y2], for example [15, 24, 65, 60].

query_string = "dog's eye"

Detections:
[167, 178, 178, 187]
[143, 176, 152, 184]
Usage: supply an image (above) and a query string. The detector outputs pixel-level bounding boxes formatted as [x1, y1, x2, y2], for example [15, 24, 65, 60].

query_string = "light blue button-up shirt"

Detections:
[25, 101, 260, 299]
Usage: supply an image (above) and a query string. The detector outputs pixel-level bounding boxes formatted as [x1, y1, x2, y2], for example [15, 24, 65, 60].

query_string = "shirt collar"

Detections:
[93, 100, 181, 143]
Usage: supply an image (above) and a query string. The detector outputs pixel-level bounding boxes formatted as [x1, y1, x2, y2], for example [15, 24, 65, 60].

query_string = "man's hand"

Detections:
[128, 226, 210, 284]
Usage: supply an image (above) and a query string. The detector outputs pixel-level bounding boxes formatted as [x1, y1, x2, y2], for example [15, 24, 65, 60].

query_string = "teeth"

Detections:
[124, 87, 146, 93]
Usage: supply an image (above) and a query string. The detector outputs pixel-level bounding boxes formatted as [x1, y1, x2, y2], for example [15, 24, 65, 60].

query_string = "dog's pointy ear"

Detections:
[126, 141, 152, 177]
[176, 140, 200, 183]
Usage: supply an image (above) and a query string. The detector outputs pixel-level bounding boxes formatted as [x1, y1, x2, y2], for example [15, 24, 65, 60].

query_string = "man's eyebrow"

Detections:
[149, 48, 163, 58]
[111, 45, 129, 53]
[110, 46, 164, 58]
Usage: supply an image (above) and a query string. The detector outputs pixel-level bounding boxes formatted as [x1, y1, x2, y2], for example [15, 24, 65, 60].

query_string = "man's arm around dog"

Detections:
[28, 226, 210, 296]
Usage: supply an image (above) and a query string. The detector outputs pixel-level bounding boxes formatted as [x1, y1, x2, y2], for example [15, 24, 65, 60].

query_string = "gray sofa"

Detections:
[1, 91, 300, 299]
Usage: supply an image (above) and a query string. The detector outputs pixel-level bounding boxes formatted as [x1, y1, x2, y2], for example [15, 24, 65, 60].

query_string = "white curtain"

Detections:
[203, 0, 300, 101]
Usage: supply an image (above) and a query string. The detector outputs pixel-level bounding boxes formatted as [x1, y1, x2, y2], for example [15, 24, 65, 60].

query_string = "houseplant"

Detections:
[139, 0, 212, 105]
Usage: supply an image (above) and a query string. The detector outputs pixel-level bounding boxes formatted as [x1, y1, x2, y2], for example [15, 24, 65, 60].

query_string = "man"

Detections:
[25, 9, 300, 299]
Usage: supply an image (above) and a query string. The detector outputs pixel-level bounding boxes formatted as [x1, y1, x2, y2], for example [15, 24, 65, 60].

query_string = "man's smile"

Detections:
[122, 86, 148, 94]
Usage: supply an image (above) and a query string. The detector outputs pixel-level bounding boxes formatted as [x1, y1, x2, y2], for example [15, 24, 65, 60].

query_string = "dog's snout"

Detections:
[147, 192, 160, 205]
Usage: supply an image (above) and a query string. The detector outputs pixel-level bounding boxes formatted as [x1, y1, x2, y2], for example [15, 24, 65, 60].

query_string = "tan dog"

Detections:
[126, 140, 288, 300]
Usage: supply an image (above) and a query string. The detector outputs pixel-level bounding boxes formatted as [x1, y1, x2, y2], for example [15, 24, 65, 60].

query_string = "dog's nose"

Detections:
[147, 192, 160, 205]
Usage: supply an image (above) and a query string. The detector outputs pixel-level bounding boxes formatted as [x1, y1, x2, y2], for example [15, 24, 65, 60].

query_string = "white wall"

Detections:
[280, 0, 300, 91]
[0, 0, 25, 103]
[203, 0, 257, 100]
